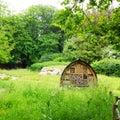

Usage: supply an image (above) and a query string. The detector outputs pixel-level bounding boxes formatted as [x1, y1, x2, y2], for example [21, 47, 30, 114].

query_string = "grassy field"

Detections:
[0, 69, 120, 120]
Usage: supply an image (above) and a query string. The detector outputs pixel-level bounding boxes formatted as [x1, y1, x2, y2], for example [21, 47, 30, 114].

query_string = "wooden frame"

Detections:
[60, 59, 97, 87]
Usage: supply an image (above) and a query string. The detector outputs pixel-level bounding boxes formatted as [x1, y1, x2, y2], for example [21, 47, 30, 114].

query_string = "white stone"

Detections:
[39, 67, 63, 75]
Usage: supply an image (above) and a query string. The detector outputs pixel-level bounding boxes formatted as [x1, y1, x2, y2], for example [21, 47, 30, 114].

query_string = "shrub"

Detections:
[102, 46, 120, 59]
[28, 61, 68, 71]
[39, 54, 55, 62]
[39, 53, 69, 62]
[91, 59, 120, 77]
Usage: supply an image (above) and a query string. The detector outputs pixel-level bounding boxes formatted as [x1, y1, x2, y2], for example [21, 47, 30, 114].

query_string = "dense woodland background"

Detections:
[0, 0, 120, 68]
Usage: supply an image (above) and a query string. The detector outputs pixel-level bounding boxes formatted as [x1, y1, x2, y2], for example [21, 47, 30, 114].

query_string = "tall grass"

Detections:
[0, 69, 120, 120]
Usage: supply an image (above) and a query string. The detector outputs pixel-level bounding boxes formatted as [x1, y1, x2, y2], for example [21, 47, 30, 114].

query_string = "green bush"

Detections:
[39, 54, 56, 62]
[39, 53, 69, 62]
[91, 59, 120, 77]
[102, 46, 120, 59]
[28, 61, 68, 71]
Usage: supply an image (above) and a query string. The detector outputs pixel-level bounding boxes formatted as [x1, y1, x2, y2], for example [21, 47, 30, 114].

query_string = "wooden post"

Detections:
[112, 96, 120, 120]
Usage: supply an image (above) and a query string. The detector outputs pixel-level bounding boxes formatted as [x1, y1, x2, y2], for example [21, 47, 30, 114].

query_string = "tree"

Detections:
[53, 0, 120, 63]
[54, 7, 85, 37]
[0, 24, 14, 63]
[61, 0, 119, 10]
[10, 5, 64, 67]
[63, 34, 105, 63]
[54, 3, 111, 62]
[107, 7, 120, 51]
[0, 0, 14, 63]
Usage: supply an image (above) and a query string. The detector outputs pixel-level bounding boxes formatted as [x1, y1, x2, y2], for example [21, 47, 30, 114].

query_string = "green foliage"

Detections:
[39, 54, 55, 62]
[54, 7, 85, 37]
[39, 53, 68, 62]
[1, 0, 120, 68]
[92, 59, 120, 77]
[1, 5, 64, 67]
[1, 85, 113, 120]
[107, 7, 120, 51]
[55, 4, 111, 63]
[0, 2, 65, 67]
[38, 33, 60, 54]
[102, 46, 120, 59]
[1, 69, 119, 120]
[28, 61, 68, 71]
[63, 35, 104, 63]
[62, 0, 117, 10]
[0, 1, 14, 64]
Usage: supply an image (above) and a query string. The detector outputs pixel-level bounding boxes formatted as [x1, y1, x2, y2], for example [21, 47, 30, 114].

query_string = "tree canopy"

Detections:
[0, 0, 120, 67]
[0, 0, 14, 63]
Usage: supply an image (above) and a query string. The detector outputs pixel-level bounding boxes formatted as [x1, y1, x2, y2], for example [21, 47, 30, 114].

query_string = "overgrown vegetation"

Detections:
[0, 69, 120, 120]
[0, 0, 120, 67]
[0, 0, 120, 119]
[92, 59, 120, 77]
[28, 61, 68, 71]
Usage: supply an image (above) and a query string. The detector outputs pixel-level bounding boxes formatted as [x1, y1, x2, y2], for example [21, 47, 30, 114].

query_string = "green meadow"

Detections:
[0, 69, 120, 120]
[1, 0, 120, 119]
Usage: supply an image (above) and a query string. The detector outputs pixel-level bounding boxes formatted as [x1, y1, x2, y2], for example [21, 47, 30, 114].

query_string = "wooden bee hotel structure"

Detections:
[60, 59, 97, 87]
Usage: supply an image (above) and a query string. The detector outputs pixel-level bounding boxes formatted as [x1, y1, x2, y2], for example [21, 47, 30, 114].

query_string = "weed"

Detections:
[0, 69, 120, 120]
